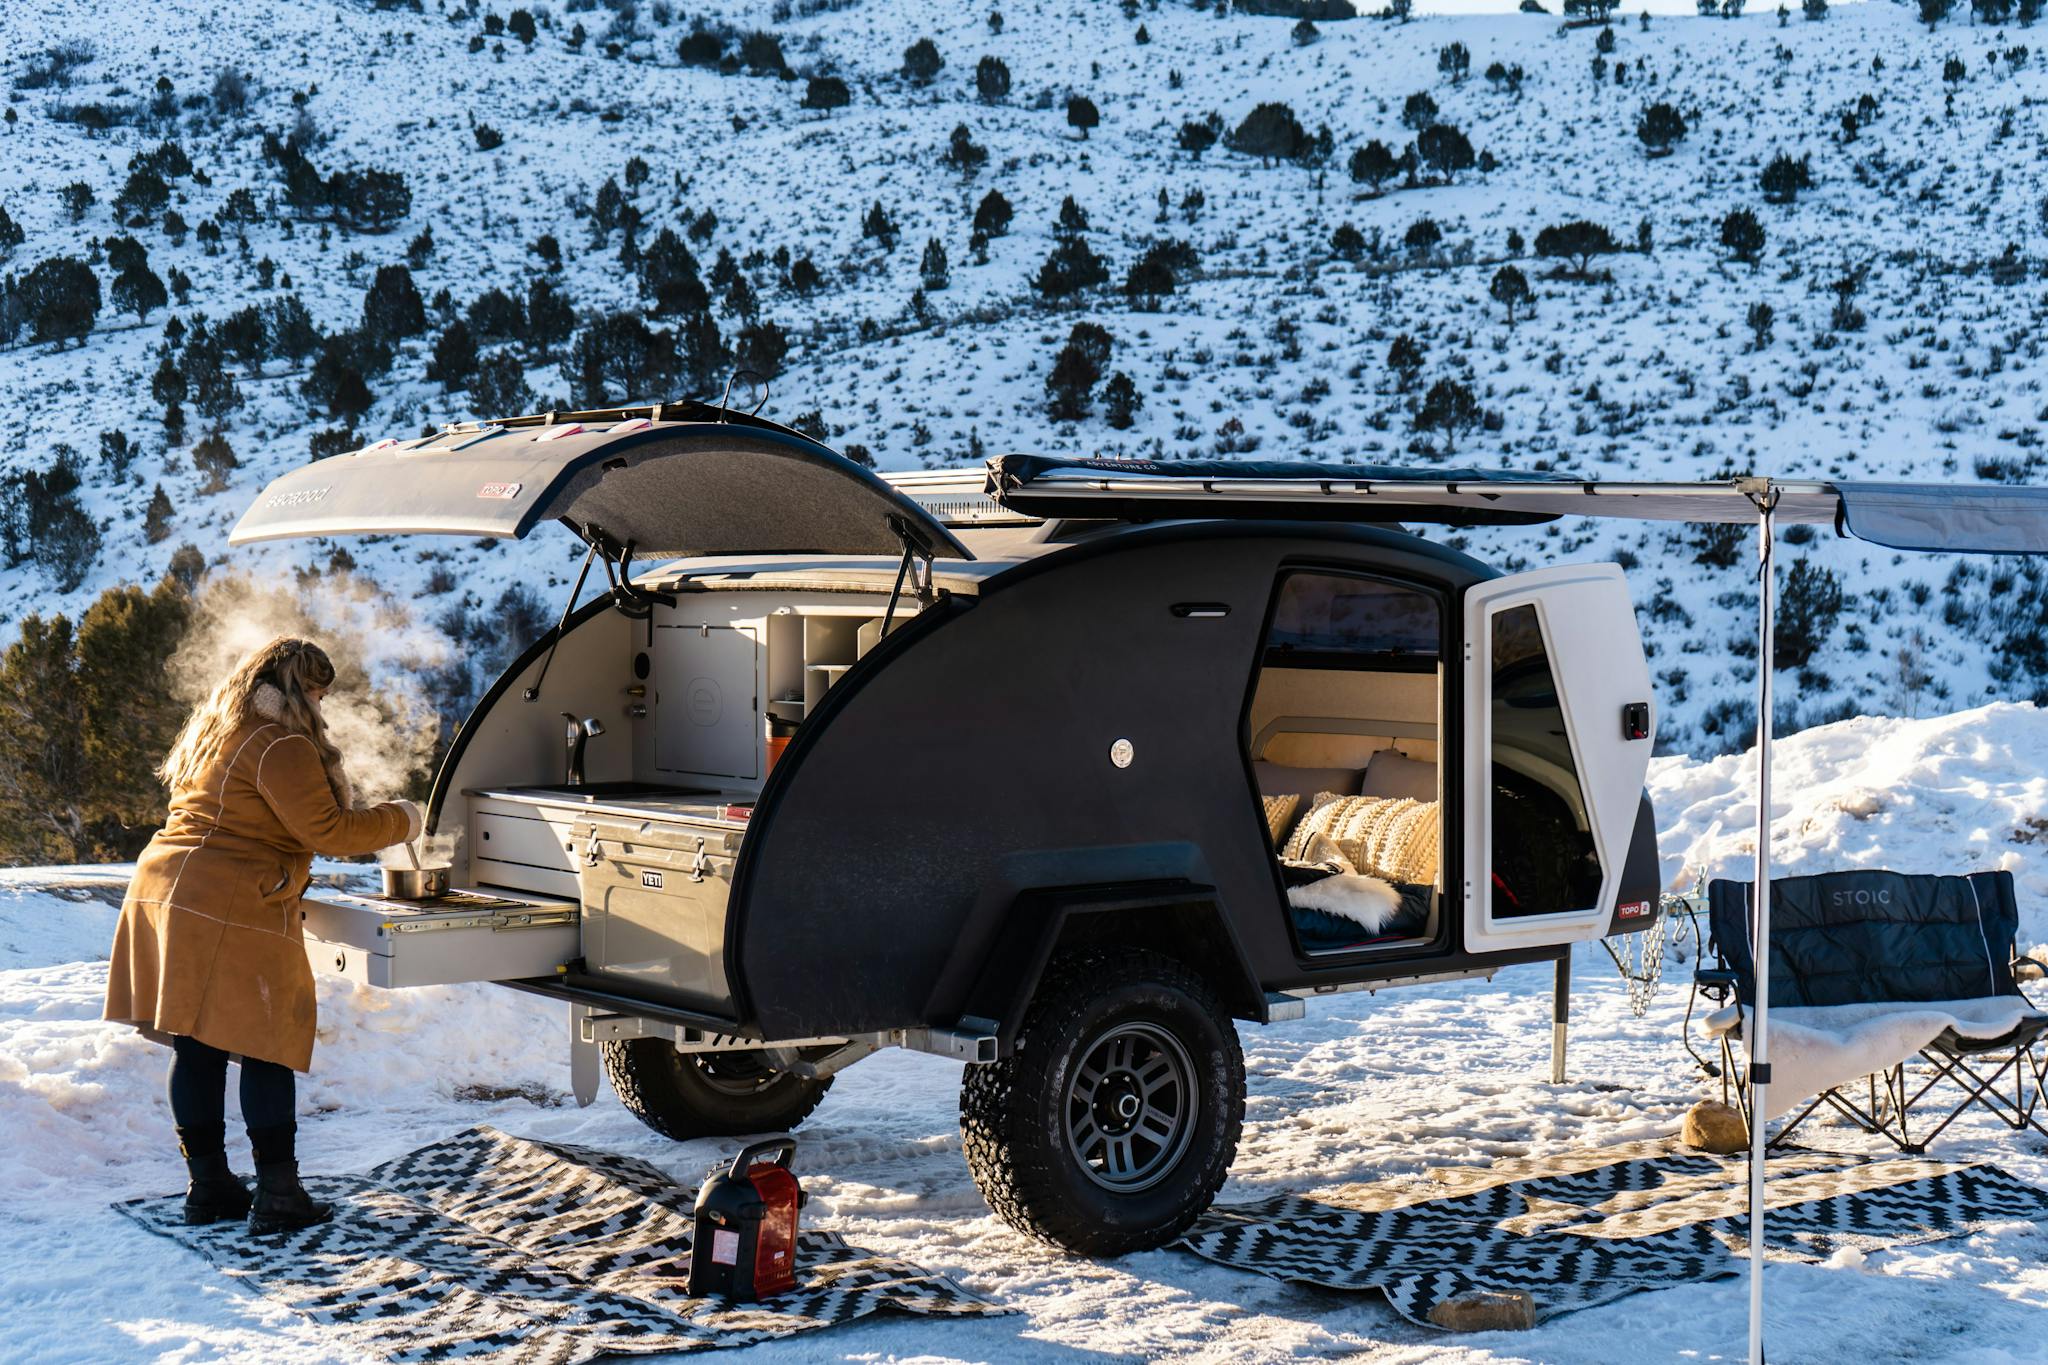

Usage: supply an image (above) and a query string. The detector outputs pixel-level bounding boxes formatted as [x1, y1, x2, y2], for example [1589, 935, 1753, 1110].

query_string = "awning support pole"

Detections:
[1550, 951, 1571, 1084]
[1743, 480, 1780, 1365]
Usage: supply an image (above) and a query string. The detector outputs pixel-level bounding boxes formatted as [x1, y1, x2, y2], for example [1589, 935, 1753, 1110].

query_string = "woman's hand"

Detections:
[391, 799, 424, 846]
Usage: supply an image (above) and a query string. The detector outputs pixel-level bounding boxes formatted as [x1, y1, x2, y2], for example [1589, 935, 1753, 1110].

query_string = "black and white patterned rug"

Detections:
[115, 1126, 1005, 1363]
[1176, 1138, 2048, 1328]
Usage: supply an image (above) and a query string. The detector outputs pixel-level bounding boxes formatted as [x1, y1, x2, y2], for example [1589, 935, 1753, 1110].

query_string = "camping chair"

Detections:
[1688, 869, 2048, 1153]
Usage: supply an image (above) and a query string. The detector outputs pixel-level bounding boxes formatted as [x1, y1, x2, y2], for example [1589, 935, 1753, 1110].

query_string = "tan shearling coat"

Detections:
[103, 718, 412, 1072]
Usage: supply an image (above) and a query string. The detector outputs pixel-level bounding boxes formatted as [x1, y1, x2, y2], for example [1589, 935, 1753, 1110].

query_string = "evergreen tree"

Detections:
[110, 264, 167, 322]
[973, 189, 1014, 237]
[1032, 237, 1110, 300]
[470, 349, 533, 417]
[735, 319, 789, 378]
[113, 167, 171, 225]
[191, 430, 240, 493]
[1489, 264, 1531, 325]
[1401, 91, 1439, 132]
[1759, 152, 1813, 204]
[1414, 377, 1481, 454]
[264, 293, 322, 366]
[560, 312, 682, 407]
[1387, 333, 1425, 389]
[902, 37, 943, 84]
[362, 263, 426, 340]
[0, 202, 23, 260]
[144, 484, 174, 543]
[1067, 94, 1100, 139]
[1056, 195, 1091, 239]
[801, 76, 851, 112]
[1348, 139, 1401, 192]
[1225, 102, 1308, 165]
[861, 201, 899, 250]
[945, 123, 989, 172]
[1177, 113, 1222, 158]
[1534, 220, 1620, 278]
[432, 319, 479, 390]
[975, 55, 1011, 102]
[525, 277, 575, 357]
[1720, 207, 1766, 265]
[0, 614, 86, 863]
[1102, 371, 1143, 429]
[1415, 123, 1475, 182]
[920, 238, 950, 290]
[1637, 102, 1687, 155]
[637, 228, 708, 316]
[20, 255, 100, 346]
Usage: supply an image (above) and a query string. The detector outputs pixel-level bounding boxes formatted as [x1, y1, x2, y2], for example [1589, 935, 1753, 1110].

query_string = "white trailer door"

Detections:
[1461, 564, 1652, 954]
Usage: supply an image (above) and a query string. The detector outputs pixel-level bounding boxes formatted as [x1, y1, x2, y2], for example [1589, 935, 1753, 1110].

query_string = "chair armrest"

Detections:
[2013, 956, 2047, 984]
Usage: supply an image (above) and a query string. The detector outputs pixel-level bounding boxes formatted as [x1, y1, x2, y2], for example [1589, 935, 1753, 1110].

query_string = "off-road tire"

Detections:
[959, 947, 1245, 1256]
[601, 1040, 833, 1139]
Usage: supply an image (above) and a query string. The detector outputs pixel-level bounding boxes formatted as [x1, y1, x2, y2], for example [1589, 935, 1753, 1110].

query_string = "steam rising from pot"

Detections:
[167, 570, 448, 807]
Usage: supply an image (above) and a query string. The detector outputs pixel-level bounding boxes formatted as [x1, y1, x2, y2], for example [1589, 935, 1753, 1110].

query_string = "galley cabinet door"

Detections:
[653, 624, 760, 781]
[1460, 564, 1652, 955]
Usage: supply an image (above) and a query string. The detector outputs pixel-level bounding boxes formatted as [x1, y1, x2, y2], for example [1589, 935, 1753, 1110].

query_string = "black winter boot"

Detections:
[245, 1123, 331, 1236]
[178, 1124, 253, 1226]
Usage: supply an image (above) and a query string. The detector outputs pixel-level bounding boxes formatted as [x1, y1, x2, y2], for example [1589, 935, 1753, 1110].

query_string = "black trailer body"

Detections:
[235, 405, 1665, 1254]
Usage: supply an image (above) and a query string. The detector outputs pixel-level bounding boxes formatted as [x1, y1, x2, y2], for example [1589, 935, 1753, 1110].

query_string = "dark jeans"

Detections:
[167, 1034, 296, 1132]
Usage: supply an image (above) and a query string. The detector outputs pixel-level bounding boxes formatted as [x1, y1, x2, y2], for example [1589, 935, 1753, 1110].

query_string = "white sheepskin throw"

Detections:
[1705, 996, 2046, 1120]
[1288, 871, 1405, 935]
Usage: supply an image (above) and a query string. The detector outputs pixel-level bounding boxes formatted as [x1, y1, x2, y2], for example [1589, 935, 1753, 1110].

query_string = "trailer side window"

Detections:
[1266, 572, 1439, 666]
[1488, 604, 1601, 918]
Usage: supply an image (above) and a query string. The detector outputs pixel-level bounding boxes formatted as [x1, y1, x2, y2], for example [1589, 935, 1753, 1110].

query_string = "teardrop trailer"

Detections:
[231, 401, 1675, 1255]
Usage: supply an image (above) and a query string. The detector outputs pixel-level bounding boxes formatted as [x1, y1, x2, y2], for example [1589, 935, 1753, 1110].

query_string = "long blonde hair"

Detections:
[159, 636, 348, 801]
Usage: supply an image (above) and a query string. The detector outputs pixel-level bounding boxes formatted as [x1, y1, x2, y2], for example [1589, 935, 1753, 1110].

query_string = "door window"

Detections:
[1488, 604, 1601, 918]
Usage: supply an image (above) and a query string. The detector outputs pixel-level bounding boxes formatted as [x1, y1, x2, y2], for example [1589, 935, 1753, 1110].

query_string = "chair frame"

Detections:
[1685, 871, 2048, 1153]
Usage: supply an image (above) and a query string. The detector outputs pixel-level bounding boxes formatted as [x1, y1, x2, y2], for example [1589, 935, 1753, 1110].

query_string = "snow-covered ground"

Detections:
[7, 701, 2048, 1363]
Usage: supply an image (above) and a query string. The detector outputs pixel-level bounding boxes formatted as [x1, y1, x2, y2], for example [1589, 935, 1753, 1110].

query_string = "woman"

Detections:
[104, 637, 420, 1234]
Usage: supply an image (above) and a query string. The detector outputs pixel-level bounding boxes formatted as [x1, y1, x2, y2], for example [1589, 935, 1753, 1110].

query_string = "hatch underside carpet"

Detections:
[116, 1125, 1003, 1364]
[1175, 1138, 2048, 1328]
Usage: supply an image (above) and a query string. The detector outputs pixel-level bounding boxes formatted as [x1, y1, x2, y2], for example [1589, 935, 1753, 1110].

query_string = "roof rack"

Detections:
[883, 469, 1041, 527]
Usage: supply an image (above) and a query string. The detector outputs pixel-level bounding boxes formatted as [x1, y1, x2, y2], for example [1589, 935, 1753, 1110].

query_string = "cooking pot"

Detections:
[381, 864, 451, 900]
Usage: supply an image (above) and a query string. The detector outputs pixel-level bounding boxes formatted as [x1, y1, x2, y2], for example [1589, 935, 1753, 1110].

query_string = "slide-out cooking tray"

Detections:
[300, 886, 580, 988]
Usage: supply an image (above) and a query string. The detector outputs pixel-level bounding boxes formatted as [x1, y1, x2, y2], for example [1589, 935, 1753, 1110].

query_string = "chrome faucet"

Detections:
[561, 713, 606, 786]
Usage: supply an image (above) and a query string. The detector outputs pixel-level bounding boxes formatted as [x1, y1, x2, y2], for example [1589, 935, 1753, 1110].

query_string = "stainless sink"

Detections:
[506, 782, 715, 801]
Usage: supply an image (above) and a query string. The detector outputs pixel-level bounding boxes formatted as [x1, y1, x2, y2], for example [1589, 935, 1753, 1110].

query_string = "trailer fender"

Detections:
[935, 881, 1267, 1054]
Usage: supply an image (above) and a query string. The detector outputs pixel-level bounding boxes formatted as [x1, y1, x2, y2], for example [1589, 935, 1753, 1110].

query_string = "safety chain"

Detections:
[1601, 882, 1703, 1018]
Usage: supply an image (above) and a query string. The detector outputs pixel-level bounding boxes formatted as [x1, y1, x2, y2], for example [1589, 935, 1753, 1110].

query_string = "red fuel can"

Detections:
[687, 1138, 803, 1301]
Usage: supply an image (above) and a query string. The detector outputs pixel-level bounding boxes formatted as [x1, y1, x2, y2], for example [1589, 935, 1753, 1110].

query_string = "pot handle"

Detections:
[729, 1136, 797, 1178]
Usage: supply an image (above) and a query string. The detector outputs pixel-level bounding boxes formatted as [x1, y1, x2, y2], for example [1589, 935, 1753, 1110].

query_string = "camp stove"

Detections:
[688, 1138, 803, 1301]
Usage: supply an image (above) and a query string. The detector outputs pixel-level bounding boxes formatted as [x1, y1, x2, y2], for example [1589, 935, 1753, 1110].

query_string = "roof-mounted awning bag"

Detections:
[975, 457, 2048, 555]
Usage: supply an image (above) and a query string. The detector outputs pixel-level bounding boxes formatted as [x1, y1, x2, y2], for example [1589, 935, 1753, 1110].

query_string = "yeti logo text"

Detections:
[476, 482, 523, 500]
[1829, 888, 1893, 907]
[266, 487, 330, 509]
[640, 870, 664, 890]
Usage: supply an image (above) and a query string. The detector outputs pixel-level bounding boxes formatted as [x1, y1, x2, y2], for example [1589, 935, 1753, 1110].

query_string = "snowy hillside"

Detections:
[6, 702, 2048, 1362]
[2, 0, 2046, 758]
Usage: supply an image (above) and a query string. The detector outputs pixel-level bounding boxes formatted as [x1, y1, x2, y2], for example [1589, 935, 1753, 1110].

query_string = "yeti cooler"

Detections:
[687, 1138, 802, 1300]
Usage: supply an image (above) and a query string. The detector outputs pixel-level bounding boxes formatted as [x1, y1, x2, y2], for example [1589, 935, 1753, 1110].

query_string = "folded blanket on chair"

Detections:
[1704, 997, 2046, 1120]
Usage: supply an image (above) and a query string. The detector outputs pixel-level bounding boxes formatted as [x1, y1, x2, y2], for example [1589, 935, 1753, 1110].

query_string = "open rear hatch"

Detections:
[230, 408, 970, 560]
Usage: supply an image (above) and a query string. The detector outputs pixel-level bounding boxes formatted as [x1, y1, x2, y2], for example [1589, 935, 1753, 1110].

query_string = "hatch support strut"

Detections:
[523, 530, 676, 701]
[524, 541, 601, 703]
[881, 513, 939, 636]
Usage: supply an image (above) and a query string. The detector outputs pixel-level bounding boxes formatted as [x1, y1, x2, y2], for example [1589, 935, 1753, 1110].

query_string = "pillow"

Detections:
[1283, 794, 1440, 885]
[1260, 793, 1301, 848]
[1254, 761, 1364, 802]
[1360, 749, 1436, 802]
